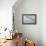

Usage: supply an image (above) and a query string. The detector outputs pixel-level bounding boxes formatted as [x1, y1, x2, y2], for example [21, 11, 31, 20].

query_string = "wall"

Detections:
[13, 0, 41, 46]
[41, 0, 46, 46]
[0, 0, 16, 30]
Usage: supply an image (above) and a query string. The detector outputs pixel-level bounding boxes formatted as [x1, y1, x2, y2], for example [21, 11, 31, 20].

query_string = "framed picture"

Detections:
[22, 14, 37, 24]
[13, 13, 15, 31]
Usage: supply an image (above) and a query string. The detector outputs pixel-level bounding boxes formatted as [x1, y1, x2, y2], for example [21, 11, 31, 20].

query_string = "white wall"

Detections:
[13, 0, 41, 46]
[0, 0, 16, 29]
[41, 0, 46, 46]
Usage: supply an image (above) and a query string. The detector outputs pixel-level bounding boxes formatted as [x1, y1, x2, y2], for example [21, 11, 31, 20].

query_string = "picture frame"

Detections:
[13, 13, 15, 31]
[22, 14, 37, 24]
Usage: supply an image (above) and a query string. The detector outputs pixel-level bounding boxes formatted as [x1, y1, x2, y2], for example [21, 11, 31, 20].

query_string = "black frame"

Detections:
[13, 13, 15, 31]
[22, 14, 37, 24]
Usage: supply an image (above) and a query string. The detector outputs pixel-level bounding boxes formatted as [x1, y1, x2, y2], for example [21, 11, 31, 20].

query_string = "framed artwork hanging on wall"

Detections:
[22, 14, 37, 24]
